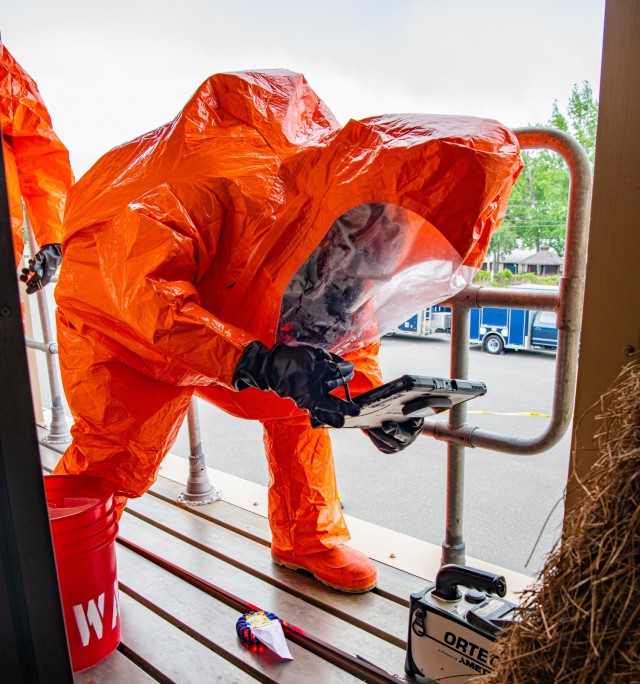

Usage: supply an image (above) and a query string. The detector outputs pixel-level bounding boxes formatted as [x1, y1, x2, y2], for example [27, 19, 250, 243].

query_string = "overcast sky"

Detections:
[3, 0, 606, 176]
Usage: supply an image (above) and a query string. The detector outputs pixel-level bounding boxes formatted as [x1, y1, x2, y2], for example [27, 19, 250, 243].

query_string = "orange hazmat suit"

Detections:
[53, 70, 522, 585]
[0, 44, 73, 270]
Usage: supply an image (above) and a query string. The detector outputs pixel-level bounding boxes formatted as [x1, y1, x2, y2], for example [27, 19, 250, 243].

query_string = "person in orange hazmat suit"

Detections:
[53, 69, 522, 593]
[0, 41, 73, 293]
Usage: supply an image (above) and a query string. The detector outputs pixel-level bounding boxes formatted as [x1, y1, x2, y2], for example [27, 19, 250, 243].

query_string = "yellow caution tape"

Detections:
[468, 410, 551, 417]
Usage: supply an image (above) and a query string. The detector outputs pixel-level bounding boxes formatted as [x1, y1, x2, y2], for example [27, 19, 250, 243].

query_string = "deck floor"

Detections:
[40, 438, 430, 683]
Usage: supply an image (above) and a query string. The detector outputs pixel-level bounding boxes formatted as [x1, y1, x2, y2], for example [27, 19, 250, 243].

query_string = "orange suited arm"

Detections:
[0, 46, 73, 251]
[92, 184, 254, 388]
[7, 114, 72, 247]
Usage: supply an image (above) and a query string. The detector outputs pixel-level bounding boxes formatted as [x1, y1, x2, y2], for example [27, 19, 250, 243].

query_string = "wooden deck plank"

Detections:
[146, 474, 428, 604]
[123, 490, 410, 649]
[118, 511, 407, 678]
[150, 476, 273, 545]
[73, 647, 158, 683]
[117, 546, 363, 683]
[39, 439, 61, 465]
[117, 591, 263, 683]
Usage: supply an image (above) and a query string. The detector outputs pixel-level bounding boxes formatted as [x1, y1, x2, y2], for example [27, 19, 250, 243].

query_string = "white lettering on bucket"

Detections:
[73, 593, 105, 646]
[112, 580, 120, 629]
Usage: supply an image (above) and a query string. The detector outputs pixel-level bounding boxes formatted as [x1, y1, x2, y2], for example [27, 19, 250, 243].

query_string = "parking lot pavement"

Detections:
[172, 334, 569, 578]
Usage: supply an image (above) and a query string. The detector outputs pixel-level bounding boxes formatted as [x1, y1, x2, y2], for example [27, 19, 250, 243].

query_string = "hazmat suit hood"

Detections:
[58, 69, 522, 394]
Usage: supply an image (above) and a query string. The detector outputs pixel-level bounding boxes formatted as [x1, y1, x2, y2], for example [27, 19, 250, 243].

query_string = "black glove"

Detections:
[363, 417, 424, 454]
[232, 341, 360, 428]
[19, 243, 62, 294]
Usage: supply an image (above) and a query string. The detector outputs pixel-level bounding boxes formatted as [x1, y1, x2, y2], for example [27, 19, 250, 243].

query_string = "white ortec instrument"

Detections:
[405, 564, 518, 682]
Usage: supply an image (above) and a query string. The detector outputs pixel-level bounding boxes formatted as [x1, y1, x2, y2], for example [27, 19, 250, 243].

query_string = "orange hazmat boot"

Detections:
[272, 544, 377, 593]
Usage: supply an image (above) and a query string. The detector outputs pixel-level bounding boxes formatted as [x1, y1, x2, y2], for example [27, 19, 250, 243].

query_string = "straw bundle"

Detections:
[472, 356, 640, 683]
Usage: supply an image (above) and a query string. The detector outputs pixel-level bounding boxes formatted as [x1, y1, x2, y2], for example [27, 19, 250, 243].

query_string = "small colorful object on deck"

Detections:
[236, 610, 293, 660]
[236, 610, 278, 644]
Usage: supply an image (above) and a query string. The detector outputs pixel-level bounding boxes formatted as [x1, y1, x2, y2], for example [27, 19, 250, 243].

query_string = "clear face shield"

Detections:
[277, 202, 477, 355]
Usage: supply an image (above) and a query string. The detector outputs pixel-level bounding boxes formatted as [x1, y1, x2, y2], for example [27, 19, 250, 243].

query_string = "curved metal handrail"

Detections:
[422, 127, 592, 456]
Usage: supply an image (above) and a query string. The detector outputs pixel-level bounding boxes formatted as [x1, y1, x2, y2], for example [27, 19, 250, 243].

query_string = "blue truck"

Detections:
[469, 300, 558, 354]
[390, 286, 559, 355]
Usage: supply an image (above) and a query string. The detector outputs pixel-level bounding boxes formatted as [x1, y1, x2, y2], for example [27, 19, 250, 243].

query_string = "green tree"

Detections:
[500, 81, 598, 258]
[502, 147, 569, 255]
[551, 81, 598, 164]
[488, 222, 518, 272]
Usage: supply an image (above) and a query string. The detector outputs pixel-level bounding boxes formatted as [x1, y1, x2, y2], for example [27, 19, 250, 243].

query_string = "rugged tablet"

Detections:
[339, 374, 486, 429]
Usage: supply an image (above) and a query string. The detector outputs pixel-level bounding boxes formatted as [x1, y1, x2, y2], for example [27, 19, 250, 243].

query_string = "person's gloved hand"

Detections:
[363, 417, 424, 454]
[232, 341, 360, 428]
[19, 243, 62, 294]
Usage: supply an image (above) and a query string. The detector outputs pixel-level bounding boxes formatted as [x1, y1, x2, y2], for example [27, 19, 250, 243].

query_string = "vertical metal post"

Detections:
[22, 289, 45, 425]
[441, 303, 471, 565]
[178, 396, 221, 505]
[25, 218, 71, 444]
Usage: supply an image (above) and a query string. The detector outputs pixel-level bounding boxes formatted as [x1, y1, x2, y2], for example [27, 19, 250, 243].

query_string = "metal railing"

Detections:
[422, 127, 593, 564]
[24, 221, 70, 445]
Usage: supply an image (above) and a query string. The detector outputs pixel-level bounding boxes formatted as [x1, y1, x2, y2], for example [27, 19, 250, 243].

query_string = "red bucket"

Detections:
[45, 474, 121, 673]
